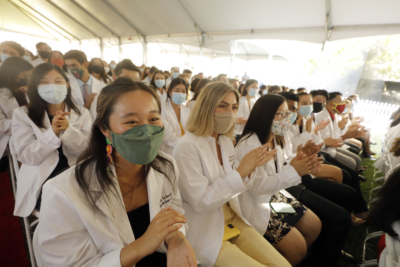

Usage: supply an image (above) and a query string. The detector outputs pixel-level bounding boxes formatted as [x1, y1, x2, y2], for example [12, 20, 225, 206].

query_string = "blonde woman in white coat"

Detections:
[161, 77, 190, 155]
[37, 78, 196, 267]
[235, 79, 259, 141]
[12, 64, 92, 217]
[173, 82, 291, 267]
[0, 57, 33, 159]
[235, 94, 322, 266]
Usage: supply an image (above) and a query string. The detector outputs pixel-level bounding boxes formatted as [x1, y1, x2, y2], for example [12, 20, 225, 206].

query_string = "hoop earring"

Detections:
[106, 137, 113, 164]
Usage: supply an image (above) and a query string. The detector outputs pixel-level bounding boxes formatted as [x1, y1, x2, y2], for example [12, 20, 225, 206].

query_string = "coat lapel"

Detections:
[92, 166, 135, 246]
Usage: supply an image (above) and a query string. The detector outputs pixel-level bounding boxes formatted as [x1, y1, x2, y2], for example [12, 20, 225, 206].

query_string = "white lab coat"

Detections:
[234, 134, 301, 234]
[160, 98, 190, 155]
[37, 151, 186, 267]
[141, 76, 151, 86]
[156, 87, 168, 104]
[0, 88, 28, 158]
[187, 100, 196, 110]
[66, 72, 84, 107]
[30, 57, 45, 67]
[12, 105, 92, 217]
[235, 96, 256, 135]
[315, 108, 345, 157]
[290, 117, 324, 148]
[83, 75, 106, 121]
[173, 132, 252, 267]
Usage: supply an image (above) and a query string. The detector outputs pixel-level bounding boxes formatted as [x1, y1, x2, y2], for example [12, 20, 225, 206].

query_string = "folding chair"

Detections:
[9, 137, 37, 267]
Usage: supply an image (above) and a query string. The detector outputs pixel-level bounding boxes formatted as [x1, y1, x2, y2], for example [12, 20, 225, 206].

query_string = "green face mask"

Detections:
[109, 124, 164, 165]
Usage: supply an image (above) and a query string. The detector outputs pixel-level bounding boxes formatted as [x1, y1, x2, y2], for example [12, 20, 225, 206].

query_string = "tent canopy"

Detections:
[2, 0, 400, 57]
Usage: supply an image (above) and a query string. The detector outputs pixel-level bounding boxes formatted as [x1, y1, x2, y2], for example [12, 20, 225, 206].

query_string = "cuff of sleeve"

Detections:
[42, 127, 61, 147]
[227, 169, 246, 195]
[98, 248, 123, 267]
[282, 165, 302, 185]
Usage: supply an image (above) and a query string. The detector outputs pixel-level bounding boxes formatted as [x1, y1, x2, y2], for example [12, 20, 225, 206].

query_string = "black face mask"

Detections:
[38, 50, 50, 59]
[92, 65, 103, 74]
[15, 78, 27, 88]
[313, 102, 324, 113]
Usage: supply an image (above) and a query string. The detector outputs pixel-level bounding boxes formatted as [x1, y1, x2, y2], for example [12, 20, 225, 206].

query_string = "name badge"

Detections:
[159, 192, 172, 208]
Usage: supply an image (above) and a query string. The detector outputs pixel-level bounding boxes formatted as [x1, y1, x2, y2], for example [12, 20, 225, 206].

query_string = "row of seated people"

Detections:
[0, 41, 378, 267]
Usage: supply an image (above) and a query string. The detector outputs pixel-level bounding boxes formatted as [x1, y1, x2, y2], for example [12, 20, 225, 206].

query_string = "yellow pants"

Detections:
[214, 204, 291, 267]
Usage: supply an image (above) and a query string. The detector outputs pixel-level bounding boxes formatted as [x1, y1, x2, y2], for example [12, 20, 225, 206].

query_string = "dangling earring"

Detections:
[106, 137, 113, 164]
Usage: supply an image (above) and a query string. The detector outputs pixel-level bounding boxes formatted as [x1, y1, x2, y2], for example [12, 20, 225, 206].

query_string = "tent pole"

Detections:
[100, 38, 104, 60]
[230, 40, 237, 78]
[142, 37, 147, 65]
[118, 37, 122, 61]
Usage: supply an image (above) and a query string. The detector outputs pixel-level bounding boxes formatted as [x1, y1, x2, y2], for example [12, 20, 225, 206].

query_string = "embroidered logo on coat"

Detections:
[159, 192, 172, 208]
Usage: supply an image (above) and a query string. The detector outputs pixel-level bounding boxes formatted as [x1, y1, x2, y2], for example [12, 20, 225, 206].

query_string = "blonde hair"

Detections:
[186, 82, 239, 138]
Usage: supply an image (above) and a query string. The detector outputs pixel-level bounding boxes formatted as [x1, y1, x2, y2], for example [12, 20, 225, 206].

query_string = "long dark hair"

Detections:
[49, 50, 68, 72]
[75, 78, 175, 213]
[27, 64, 80, 128]
[88, 58, 111, 84]
[167, 78, 188, 100]
[190, 78, 201, 93]
[192, 79, 211, 101]
[150, 70, 166, 92]
[239, 94, 286, 147]
[0, 57, 33, 97]
[241, 79, 258, 97]
[370, 167, 400, 239]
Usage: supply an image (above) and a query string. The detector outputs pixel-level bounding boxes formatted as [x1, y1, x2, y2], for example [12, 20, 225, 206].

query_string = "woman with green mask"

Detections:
[36, 78, 197, 267]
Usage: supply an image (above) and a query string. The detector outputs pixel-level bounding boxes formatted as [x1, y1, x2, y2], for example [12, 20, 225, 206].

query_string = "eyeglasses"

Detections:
[275, 111, 292, 120]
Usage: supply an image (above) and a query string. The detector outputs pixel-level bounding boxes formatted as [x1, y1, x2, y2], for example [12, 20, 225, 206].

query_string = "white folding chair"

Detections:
[9, 137, 37, 267]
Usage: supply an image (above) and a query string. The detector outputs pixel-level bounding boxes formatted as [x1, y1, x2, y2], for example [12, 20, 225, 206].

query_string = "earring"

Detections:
[106, 137, 113, 164]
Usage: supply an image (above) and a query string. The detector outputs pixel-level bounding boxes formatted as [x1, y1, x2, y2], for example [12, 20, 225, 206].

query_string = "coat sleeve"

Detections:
[0, 106, 12, 135]
[173, 141, 246, 214]
[12, 108, 61, 166]
[60, 108, 92, 159]
[236, 142, 301, 198]
[37, 182, 122, 267]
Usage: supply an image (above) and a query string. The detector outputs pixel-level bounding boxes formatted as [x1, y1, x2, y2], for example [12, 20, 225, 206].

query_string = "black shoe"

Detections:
[358, 175, 367, 182]
[341, 250, 358, 264]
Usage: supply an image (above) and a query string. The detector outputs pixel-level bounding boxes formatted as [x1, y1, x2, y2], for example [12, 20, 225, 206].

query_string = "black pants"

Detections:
[322, 152, 368, 213]
[286, 180, 354, 267]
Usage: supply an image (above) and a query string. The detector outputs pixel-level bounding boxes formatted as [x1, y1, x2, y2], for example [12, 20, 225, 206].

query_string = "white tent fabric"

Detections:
[2, 0, 400, 57]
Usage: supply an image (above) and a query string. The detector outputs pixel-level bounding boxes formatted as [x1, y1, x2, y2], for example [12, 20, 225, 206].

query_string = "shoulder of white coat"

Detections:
[44, 166, 80, 197]
[13, 106, 28, 117]
[174, 132, 199, 154]
[157, 150, 179, 179]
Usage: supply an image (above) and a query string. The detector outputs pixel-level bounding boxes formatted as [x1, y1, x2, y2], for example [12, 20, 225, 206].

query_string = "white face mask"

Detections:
[38, 84, 68, 104]
[104, 67, 110, 73]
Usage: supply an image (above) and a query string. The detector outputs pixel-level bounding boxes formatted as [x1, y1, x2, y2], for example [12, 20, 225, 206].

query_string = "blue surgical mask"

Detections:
[23, 55, 31, 61]
[343, 107, 349, 114]
[110, 64, 116, 69]
[1, 53, 10, 62]
[298, 105, 313, 117]
[248, 88, 257, 97]
[172, 72, 179, 79]
[290, 111, 297, 124]
[263, 90, 268, 95]
[155, 79, 165, 88]
[171, 93, 186, 105]
[38, 84, 68, 104]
